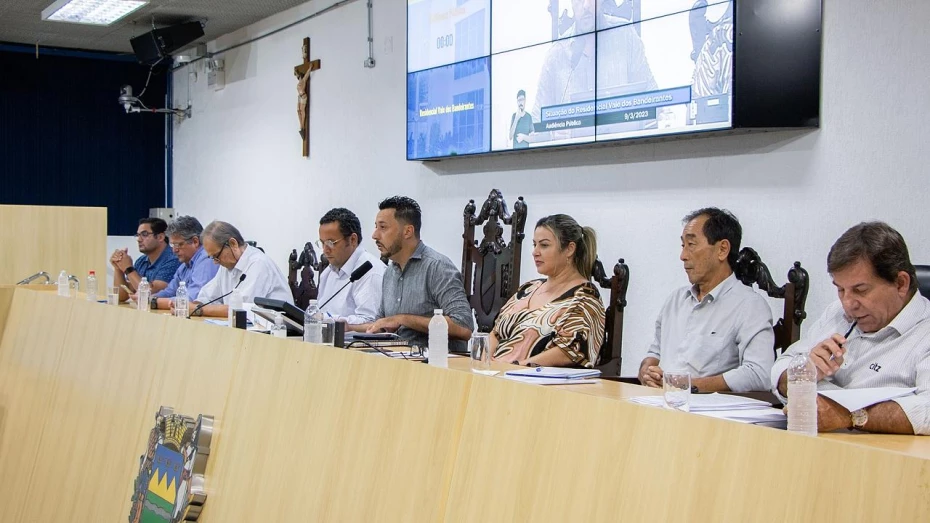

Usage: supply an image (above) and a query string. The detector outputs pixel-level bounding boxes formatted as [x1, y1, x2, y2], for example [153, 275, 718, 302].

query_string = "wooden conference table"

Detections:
[0, 286, 928, 522]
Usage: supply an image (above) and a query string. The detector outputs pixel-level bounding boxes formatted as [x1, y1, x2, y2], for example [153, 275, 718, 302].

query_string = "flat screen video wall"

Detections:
[406, 0, 736, 160]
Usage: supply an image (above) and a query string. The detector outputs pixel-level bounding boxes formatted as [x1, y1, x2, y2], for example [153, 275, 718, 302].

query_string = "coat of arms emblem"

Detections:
[129, 406, 214, 522]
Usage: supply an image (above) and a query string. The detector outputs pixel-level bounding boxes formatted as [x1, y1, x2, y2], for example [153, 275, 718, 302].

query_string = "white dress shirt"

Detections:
[646, 273, 775, 392]
[197, 245, 293, 305]
[317, 248, 384, 324]
[772, 292, 930, 434]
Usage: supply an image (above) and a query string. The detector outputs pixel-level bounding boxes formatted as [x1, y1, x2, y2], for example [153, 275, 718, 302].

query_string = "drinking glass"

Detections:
[107, 286, 120, 306]
[469, 333, 494, 375]
[663, 370, 691, 412]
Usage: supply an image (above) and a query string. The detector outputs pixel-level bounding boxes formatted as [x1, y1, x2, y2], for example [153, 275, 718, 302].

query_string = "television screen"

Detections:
[407, 0, 735, 159]
[407, 58, 491, 159]
[595, 1, 733, 141]
[491, 34, 596, 151]
[407, 0, 490, 73]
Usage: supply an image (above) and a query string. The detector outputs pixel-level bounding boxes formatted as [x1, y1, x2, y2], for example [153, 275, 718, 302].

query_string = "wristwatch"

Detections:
[851, 408, 869, 429]
[124, 266, 136, 276]
[150, 297, 158, 310]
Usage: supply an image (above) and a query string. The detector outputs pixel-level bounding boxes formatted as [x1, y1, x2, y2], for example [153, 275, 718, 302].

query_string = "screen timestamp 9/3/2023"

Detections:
[624, 110, 651, 122]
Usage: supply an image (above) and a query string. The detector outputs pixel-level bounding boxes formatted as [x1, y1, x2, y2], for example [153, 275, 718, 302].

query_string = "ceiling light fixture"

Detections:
[41, 0, 148, 26]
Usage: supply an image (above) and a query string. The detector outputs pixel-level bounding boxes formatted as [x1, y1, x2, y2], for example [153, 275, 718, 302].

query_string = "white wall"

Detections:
[173, 0, 930, 376]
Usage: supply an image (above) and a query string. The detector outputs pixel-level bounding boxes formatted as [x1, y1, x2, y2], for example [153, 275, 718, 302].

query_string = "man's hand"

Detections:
[809, 334, 849, 380]
[110, 248, 127, 268]
[817, 394, 852, 432]
[114, 248, 132, 272]
[516, 133, 529, 143]
[367, 316, 401, 333]
[639, 364, 664, 388]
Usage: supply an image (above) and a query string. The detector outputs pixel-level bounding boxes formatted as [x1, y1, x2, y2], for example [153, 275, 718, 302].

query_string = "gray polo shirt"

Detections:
[646, 273, 775, 392]
[772, 293, 930, 434]
[378, 241, 474, 352]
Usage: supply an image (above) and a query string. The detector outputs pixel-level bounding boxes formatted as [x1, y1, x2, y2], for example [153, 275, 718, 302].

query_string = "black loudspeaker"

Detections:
[334, 321, 346, 348]
[130, 21, 204, 65]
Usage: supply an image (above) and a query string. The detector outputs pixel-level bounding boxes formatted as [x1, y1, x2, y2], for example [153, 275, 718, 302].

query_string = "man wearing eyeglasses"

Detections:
[150, 216, 220, 311]
[189, 220, 293, 317]
[110, 218, 180, 303]
[317, 208, 385, 327]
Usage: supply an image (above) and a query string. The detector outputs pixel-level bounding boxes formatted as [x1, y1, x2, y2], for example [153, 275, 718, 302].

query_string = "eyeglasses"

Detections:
[316, 238, 343, 249]
[169, 238, 194, 250]
[134, 231, 155, 239]
[208, 243, 228, 261]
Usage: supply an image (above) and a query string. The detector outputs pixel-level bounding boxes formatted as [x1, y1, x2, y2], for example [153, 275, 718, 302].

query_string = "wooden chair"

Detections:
[288, 242, 321, 311]
[733, 247, 810, 354]
[592, 257, 630, 375]
[462, 189, 528, 332]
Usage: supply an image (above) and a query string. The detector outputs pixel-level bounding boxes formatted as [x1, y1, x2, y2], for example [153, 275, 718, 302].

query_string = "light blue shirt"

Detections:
[153, 246, 219, 301]
[646, 273, 775, 392]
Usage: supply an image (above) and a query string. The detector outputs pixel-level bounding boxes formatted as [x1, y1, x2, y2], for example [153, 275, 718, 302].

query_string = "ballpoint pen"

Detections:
[830, 320, 857, 361]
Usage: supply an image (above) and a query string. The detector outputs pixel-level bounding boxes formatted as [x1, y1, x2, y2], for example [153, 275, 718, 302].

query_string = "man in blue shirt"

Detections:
[152, 216, 219, 311]
[110, 217, 180, 303]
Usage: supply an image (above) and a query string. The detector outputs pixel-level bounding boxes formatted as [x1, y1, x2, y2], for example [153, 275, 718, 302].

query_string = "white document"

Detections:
[629, 393, 772, 412]
[818, 387, 917, 412]
[504, 367, 601, 380]
[695, 408, 787, 425]
[503, 375, 599, 386]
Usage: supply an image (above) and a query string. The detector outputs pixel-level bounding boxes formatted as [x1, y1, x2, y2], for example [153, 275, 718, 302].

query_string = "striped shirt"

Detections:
[771, 293, 930, 435]
[646, 273, 775, 392]
[492, 280, 606, 368]
[378, 241, 473, 352]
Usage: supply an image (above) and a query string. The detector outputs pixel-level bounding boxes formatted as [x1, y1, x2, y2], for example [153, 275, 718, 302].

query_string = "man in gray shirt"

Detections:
[772, 222, 930, 435]
[364, 196, 474, 352]
[639, 208, 775, 392]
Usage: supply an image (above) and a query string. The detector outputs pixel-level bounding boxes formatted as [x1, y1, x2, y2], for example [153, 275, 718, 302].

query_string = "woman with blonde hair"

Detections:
[490, 214, 606, 367]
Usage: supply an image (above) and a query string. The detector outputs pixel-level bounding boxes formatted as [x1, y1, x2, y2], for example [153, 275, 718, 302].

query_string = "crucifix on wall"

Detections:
[294, 37, 321, 157]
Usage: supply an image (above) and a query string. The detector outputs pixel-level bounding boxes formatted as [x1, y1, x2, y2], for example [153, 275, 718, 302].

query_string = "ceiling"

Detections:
[0, 0, 311, 54]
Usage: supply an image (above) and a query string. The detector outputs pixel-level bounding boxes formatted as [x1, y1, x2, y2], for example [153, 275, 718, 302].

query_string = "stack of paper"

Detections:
[630, 393, 772, 411]
[630, 393, 787, 427]
[503, 367, 601, 385]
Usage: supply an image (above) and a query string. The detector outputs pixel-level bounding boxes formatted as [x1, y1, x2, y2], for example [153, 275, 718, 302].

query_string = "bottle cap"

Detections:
[434, 309, 443, 314]
[89, 270, 95, 276]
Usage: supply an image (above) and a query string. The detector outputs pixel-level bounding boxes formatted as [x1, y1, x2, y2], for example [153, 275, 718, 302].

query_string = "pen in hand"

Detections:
[830, 320, 858, 361]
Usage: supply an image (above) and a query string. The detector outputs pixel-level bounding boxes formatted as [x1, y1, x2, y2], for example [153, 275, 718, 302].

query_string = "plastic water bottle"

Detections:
[86, 271, 97, 302]
[138, 277, 151, 312]
[175, 281, 189, 318]
[57, 270, 69, 297]
[227, 289, 243, 327]
[304, 300, 323, 343]
[787, 352, 818, 436]
[271, 312, 287, 338]
[428, 309, 448, 368]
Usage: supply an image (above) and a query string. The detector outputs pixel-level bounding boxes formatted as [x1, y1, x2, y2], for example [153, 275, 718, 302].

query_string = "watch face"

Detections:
[852, 409, 868, 428]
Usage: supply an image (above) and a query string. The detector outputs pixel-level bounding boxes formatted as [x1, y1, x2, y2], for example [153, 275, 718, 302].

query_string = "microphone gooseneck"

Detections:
[319, 261, 374, 310]
[188, 274, 247, 318]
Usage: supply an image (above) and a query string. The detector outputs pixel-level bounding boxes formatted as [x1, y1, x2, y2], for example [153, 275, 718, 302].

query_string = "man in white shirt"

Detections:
[316, 208, 384, 327]
[189, 221, 293, 317]
[638, 208, 775, 392]
[772, 222, 930, 434]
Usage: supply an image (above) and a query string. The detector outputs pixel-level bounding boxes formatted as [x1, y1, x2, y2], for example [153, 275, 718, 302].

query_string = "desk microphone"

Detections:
[318, 261, 373, 310]
[188, 274, 246, 318]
